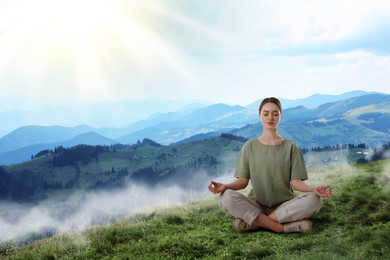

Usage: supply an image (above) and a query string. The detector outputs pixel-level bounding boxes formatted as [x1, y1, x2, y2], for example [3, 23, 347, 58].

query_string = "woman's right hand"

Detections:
[208, 181, 227, 194]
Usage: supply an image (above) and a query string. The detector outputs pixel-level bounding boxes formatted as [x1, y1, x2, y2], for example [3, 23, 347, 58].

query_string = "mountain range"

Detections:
[233, 93, 390, 148]
[0, 97, 210, 133]
[0, 91, 389, 165]
[0, 90, 376, 134]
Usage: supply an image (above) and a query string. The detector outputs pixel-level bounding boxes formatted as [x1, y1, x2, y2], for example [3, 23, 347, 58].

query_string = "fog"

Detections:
[304, 149, 350, 167]
[0, 172, 235, 243]
[378, 155, 390, 185]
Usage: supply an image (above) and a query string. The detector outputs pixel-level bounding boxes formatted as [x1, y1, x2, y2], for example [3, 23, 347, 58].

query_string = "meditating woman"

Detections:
[208, 97, 332, 233]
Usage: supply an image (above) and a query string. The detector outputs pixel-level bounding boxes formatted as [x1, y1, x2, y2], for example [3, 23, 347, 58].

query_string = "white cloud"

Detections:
[305, 50, 390, 94]
[0, 171, 235, 243]
[1, 0, 390, 105]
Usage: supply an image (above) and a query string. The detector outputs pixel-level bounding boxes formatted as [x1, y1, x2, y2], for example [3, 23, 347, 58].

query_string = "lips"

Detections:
[267, 122, 274, 125]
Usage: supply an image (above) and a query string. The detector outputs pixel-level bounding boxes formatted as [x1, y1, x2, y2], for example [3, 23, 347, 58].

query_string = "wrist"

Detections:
[222, 184, 228, 192]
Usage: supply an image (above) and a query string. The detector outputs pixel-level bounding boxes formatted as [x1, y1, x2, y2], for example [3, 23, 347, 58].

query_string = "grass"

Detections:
[1, 160, 390, 259]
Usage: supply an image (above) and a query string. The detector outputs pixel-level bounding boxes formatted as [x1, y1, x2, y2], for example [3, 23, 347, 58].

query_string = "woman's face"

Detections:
[260, 102, 281, 130]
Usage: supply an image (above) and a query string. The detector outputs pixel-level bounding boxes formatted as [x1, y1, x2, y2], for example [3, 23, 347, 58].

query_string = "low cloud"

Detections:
[0, 171, 234, 243]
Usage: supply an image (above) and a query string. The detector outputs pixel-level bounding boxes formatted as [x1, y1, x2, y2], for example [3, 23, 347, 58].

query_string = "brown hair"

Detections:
[259, 97, 282, 114]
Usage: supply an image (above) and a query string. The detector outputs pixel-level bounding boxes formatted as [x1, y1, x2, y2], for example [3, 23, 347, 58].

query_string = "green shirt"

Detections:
[234, 138, 308, 207]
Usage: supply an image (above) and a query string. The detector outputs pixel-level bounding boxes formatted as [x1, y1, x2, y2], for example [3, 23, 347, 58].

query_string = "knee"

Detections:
[219, 189, 236, 210]
[305, 192, 322, 212]
[219, 189, 235, 203]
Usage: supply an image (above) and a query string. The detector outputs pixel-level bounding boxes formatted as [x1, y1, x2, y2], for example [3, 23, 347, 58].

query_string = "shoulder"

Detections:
[282, 139, 302, 150]
[245, 138, 259, 145]
[282, 139, 295, 146]
[241, 138, 259, 151]
[282, 139, 304, 154]
[282, 139, 299, 147]
[243, 138, 259, 147]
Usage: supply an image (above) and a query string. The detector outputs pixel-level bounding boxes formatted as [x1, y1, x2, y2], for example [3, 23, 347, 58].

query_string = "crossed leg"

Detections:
[219, 189, 321, 233]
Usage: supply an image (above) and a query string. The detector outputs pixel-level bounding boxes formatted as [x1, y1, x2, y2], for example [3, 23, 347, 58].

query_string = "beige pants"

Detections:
[219, 189, 322, 225]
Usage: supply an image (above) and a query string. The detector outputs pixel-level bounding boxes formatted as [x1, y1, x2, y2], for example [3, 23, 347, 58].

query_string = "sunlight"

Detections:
[0, 0, 195, 100]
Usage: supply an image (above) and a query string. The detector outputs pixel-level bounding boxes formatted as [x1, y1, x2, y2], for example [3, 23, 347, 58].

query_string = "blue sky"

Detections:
[1, 0, 390, 106]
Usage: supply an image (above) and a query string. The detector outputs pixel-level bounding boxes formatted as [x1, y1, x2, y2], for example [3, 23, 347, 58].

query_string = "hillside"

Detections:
[1, 160, 389, 259]
[0, 135, 245, 204]
[2, 134, 389, 205]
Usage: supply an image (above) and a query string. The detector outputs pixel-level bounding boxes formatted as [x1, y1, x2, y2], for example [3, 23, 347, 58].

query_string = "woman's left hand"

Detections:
[314, 185, 333, 197]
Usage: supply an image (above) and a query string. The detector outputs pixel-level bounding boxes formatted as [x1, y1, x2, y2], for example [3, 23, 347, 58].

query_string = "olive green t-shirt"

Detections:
[234, 138, 308, 207]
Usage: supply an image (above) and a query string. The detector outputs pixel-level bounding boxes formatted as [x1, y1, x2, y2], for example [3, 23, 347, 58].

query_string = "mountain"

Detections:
[0, 132, 116, 165]
[247, 90, 382, 110]
[112, 103, 206, 135]
[0, 98, 211, 132]
[66, 131, 116, 146]
[115, 104, 257, 145]
[141, 103, 253, 129]
[1, 103, 246, 162]
[173, 132, 219, 144]
[1, 93, 390, 165]
[0, 129, 6, 138]
[233, 94, 390, 148]
[2, 91, 375, 134]
[0, 125, 96, 154]
[283, 90, 382, 109]
[280, 93, 390, 121]
[116, 94, 390, 147]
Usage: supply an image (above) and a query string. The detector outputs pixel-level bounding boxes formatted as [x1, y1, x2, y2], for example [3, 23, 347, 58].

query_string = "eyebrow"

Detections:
[262, 110, 279, 112]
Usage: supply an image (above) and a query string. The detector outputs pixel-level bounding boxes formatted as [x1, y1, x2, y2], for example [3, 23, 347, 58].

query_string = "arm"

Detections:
[208, 177, 249, 194]
[291, 179, 333, 198]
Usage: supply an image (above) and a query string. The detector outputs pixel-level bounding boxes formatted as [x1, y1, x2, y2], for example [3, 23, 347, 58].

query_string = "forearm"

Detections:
[290, 179, 315, 193]
[224, 178, 249, 191]
[290, 179, 333, 197]
[209, 177, 249, 194]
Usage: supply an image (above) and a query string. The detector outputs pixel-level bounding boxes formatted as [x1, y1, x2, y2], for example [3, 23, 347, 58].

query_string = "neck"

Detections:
[261, 129, 278, 139]
[259, 130, 283, 145]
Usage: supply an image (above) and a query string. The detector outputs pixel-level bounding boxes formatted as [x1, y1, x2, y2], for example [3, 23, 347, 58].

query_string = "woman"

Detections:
[208, 97, 332, 233]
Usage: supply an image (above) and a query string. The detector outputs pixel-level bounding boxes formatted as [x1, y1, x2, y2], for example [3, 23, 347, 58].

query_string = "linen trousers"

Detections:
[219, 189, 322, 225]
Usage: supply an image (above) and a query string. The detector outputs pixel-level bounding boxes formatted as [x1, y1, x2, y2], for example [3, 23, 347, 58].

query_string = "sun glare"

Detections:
[0, 0, 194, 100]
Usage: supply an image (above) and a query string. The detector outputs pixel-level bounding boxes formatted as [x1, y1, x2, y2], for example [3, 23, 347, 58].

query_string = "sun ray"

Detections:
[0, 0, 232, 101]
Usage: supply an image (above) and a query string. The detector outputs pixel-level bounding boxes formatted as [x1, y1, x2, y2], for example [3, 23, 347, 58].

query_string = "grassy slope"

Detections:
[2, 160, 390, 259]
[5, 137, 243, 181]
[3, 137, 243, 204]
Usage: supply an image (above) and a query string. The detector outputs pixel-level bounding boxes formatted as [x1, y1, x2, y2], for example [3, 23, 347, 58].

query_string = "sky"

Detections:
[1, 0, 390, 106]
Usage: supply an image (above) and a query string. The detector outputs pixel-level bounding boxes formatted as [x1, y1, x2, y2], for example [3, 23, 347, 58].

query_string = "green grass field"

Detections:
[1, 160, 389, 259]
